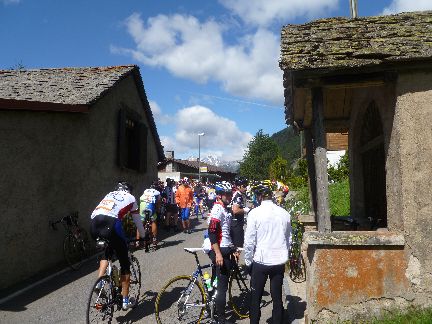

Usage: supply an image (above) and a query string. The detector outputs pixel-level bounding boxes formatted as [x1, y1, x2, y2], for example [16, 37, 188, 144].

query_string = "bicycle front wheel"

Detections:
[229, 266, 251, 319]
[86, 276, 114, 324]
[64, 234, 84, 270]
[129, 254, 142, 303]
[155, 275, 206, 324]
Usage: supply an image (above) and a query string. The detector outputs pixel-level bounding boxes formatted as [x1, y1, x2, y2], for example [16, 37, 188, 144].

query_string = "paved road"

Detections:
[0, 215, 306, 323]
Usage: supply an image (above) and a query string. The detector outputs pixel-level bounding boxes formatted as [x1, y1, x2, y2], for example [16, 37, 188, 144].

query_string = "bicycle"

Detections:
[288, 215, 306, 283]
[49, 212, 90, 270]
[141, 209, 157, 252]
[154, 247, 251, 323]
[86, 238, 142, 324]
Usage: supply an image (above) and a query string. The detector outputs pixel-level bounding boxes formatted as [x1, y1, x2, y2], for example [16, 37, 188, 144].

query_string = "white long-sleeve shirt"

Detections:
[244, 200, 292, 266]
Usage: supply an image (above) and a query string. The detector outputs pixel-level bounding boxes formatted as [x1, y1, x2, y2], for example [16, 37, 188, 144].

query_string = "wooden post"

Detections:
[304, 129, 317, 217]
[312, 87, 331, 233]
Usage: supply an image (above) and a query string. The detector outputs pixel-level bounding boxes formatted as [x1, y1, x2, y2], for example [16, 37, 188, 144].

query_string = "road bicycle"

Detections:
[140, 209, 157, 252]
[154, 247, 250, 323]
[86, 238, 142, 324]
[288, 215, 306, 283]
[49, 212, 90, 270]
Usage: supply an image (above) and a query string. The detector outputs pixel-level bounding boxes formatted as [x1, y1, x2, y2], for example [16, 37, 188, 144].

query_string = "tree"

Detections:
[269, 155, 289, 182]
[239, 130, 280, 180]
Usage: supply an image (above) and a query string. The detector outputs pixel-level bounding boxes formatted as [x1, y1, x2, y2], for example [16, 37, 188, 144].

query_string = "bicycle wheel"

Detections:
[229, 266, 251, 319]
[64, 234, 84, 270]
[129, 254, 142, 303]
[87, 276, 115, 324]
[155, 275, 206, 324]
[289, 252, 306, 283]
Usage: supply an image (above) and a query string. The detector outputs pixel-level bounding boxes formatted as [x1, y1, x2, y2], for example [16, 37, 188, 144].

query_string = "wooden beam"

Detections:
[304, 129, 317, 217]
[312, 87, 331, 233]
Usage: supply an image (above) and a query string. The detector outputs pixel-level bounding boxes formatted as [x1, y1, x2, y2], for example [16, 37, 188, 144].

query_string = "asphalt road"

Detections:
[0, 214, 306, 323]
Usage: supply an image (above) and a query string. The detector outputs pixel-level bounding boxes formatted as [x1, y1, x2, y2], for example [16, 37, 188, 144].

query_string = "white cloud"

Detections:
[160, 105, 252, 161]
[382, 0, 432, 14]
[148, 100, 171, 124]
[113, 13, 283, 104]
[219, 0, 339, 27]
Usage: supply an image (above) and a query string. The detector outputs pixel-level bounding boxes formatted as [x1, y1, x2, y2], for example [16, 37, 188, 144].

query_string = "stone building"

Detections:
[0, 65, 164, 291]
[280, 11, 432, 322]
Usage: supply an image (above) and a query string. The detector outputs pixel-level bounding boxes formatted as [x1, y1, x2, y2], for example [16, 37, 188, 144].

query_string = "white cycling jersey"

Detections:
[91, 190, 139, 220]
[209, 202, 233, 248]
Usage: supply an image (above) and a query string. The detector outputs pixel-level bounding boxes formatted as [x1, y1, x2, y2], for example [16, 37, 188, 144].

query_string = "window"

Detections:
[118, 108, 148, 172]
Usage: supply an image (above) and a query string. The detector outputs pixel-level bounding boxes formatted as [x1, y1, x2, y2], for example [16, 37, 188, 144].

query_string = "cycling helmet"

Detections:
[116, 181, 133, 193]
[182, 177, 189, 184]
[234, 176, 248, 187]
[215, 181, 232, 195]
[253, 181, 273, 197]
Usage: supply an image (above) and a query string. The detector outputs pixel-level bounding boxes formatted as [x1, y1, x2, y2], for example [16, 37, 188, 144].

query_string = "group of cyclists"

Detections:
[89, 176, 291, 323]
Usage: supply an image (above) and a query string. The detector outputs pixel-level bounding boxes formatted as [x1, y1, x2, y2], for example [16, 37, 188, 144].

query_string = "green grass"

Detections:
[371, 307, 432, 323]
[329, 179, 350, 216]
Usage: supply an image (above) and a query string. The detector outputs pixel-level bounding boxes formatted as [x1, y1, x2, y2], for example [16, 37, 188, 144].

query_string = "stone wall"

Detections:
[305, 232, 409, 322]
[0, 74, 159, 291]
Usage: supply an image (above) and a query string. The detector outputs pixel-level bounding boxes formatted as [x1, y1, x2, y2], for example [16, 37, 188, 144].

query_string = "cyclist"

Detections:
[139, 181, 161, 248]
[230, 176, 250, 248]
[175, 177, 194, 234]
[206, 184, 217, 211]
[244, 182, 292, 324]
[208, 181, 236, 324]
[163, 178, 179, 231]
[90, 181, 146, 310]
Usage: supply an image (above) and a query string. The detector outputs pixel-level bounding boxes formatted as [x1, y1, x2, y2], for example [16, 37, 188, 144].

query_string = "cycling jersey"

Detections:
[208, 202, 233, 248]
[163, 186, 175, 204]
[91, 190, 139, 220]
[140, 188, 160, 216]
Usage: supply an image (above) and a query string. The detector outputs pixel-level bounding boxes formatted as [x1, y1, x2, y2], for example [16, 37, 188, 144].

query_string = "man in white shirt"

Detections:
[243, 183, 292, 324]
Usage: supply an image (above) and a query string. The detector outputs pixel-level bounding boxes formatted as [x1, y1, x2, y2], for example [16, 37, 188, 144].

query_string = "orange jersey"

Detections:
[175, 185, 194, 208]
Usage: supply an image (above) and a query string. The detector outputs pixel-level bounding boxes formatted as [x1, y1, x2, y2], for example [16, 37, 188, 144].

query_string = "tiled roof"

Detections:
[280, 11, 432, 72]
[0, 65, 135, 105]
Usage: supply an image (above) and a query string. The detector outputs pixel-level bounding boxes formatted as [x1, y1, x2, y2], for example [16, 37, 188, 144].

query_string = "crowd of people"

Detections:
[89, 176, 292, 323]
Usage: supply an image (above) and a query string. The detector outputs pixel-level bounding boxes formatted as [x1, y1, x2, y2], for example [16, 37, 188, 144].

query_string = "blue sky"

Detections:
[1, 0, 431, 161]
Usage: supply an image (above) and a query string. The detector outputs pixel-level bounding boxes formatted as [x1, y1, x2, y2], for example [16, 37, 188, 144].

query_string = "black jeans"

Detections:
[250, 262, 285, 324]
[208, 247, 234, 318]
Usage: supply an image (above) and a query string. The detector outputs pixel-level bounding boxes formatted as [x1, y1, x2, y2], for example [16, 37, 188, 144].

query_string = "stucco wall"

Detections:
[0, 74, 159, 291]
[390, 70, 432, 306]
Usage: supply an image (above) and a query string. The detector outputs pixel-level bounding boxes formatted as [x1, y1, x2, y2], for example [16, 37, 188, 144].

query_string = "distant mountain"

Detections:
[187, 155, 240, 173]
[270, 126, 301, 166]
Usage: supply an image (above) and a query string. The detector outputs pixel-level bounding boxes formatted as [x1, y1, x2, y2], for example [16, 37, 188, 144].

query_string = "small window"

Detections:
[118, 109, 148, 172]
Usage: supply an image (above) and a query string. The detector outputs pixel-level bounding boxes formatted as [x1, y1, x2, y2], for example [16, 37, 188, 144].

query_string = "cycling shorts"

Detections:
[179, 207, 191, 221]
[90, 215, 130, 275]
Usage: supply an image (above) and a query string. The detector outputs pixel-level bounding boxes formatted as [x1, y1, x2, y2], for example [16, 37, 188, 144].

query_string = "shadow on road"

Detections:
[285, 295, 307, 323]
[0, 256, 99, 312]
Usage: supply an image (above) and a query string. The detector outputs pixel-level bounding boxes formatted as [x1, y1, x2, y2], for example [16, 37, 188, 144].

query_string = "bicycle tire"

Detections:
[63, 234, 84, 270]
[228, 267, 251, 319]
[289, 253, 306, 283]
[155, 275, 206, 324]
[129, 254, 142, 303]
[86, 275, 115, 324]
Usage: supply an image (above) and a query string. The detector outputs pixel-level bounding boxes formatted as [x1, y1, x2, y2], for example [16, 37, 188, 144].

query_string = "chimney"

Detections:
[166, 151, 174, 159]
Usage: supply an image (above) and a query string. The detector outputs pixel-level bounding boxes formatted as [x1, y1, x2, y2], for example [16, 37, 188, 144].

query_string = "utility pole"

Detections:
[350, 0, 358, 18]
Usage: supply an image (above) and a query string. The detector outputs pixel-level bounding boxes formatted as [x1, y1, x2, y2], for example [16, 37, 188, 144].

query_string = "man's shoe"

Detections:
[188, 229, 192, 234]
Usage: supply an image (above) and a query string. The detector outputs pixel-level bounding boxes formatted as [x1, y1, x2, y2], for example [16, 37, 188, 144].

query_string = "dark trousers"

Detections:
[250, 262, 285, 324]
[208, 247, 234, 318]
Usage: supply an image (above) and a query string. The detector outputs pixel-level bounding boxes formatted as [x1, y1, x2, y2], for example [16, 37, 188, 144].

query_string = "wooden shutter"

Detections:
[118, 109, 127, 168]
[138, 122, 148, 173]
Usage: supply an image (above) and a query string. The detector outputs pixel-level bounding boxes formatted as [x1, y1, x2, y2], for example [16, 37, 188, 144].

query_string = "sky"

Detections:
[1, 0, 431, 162]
